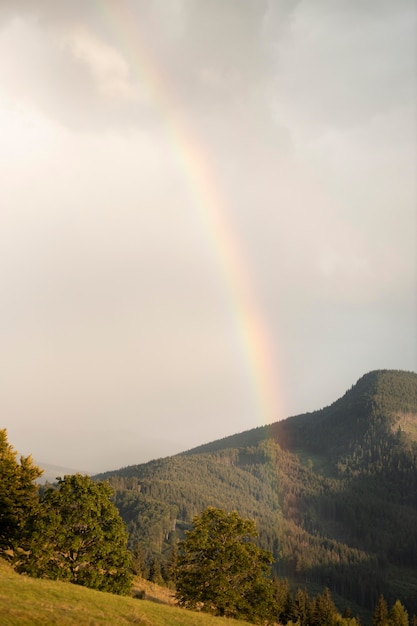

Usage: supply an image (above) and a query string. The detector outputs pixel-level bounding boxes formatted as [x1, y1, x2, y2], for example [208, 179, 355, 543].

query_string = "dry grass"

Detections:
[132, 577, 176, 605]
[0, 559, 253, 626]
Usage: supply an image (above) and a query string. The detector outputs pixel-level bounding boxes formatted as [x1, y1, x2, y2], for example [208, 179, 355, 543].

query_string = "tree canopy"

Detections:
[175, 506, 276, 624]
[17, 474, 133, 595]
[0, 429, 42, 554]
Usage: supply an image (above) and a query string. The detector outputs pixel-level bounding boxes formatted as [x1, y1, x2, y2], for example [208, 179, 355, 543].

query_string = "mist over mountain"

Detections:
[35, 462, 89, 484]
[95, 370, 417, 618]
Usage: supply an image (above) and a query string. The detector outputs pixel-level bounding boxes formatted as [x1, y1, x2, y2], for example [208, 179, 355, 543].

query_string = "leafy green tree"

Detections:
[175, 506, 276, 624]
[389, 600, 409, 626]
[17, 474, 132, 595]
[0, 429, 42, 554]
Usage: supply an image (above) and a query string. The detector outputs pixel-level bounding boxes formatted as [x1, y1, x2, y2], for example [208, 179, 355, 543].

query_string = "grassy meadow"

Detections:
[0, 559, 252, 626]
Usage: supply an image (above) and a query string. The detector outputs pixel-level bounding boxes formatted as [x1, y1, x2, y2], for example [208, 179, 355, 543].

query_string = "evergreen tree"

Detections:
[131, 541, 147, 577]
[291, 587, 311, 626]
[273, 576, 292, 624]
[373, 595, 389, 626]
[175, 506, 276, 624]
[148, 556, 163, 585]
[310, 587, 338, 626]
[389, 600, 409, 626]
[17, 474, 132, 595]
[162, 542, 178, 585]
[0, 429, 42, 554]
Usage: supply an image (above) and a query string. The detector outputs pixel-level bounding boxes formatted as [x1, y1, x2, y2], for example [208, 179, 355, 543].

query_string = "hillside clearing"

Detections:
[0, 559, 252, 626]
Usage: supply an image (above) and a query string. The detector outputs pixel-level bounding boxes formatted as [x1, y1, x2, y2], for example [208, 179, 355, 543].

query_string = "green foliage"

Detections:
[310, 587, 339, 625]
[273, 576, 292, 623]
[175, 507, 276, 624]
[149, 555, 164, 585]
[0, 429, 42, 554]
[291, 587, 311, 626]
[131, 541, 147, 577]
[373, 595, 389, 626]
[389, 600, 409, 626]
[17, 474, 133, 595]
[275, 583, 361, 625]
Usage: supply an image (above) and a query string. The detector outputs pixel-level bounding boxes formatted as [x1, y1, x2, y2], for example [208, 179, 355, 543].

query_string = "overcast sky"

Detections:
[1, 0, 416, 473]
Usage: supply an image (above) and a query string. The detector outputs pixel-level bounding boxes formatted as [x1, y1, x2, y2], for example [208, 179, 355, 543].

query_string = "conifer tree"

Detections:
[311, 587, 338, 626]
[373, 595, 389, 626]
[291, 587, 311, 626]
[132, 541, 147, 577]
[273, 576, 292, 624]
[148, 555, 163, 584]
[0, 429, 42, 554]
[389, 600, 409, 626]
[162, 542, 177, 584]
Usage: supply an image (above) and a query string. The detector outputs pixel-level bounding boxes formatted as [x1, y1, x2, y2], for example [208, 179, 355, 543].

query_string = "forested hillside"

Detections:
[96, 370, 417, 617]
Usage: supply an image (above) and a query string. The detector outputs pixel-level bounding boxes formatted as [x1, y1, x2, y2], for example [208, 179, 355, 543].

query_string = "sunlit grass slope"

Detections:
[0, 559, 251, 626]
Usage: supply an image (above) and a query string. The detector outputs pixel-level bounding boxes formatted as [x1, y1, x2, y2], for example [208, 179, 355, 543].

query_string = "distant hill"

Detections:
[95, 370, 417, 618]
[184, 369, 417, 462]
[35, 462, 88, 484]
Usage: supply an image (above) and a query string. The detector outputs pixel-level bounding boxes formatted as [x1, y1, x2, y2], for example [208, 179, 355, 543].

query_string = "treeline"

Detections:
[99, 437, 417, 614]
[132, 504, 415, 626]
[133, 535, 415, 626]
[274, 585, 415, 626]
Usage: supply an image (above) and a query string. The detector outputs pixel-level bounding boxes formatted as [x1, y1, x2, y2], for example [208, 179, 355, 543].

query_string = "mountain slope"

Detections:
[184, 370, 417, 467]
[95, 370, 417, 616]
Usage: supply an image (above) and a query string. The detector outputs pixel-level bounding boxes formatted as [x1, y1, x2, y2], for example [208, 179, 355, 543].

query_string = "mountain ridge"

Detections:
[95, 369, 417, 616]
[35, 462, 90, 484]
[180, 369, 417, 464]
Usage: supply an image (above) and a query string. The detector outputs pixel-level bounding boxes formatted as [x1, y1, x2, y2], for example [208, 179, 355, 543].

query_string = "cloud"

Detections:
[0, 1, 415, 470]
[0, 0, 299, 132]
[272, 0, 417, 131]
[62, 26, 137, 101]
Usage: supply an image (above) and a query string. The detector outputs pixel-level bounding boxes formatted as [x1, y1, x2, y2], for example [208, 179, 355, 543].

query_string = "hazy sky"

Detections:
[1, 1, 416, 472]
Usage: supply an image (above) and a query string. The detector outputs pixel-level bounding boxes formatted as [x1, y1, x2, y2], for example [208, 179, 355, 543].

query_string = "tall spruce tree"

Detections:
[0, 429, 42, 554]
[175, 506, 276, 624]
[291, 587, 311, 626]
[273, 576, 292, 624]
[373, 595, 389, 626]
[310, 587, 338, 626]
[389, 600, 409, 626]
[17, 474, 133, 595]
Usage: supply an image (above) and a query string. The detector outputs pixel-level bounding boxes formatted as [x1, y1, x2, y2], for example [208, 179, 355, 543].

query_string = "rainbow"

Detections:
[92, 1, 282, 425]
